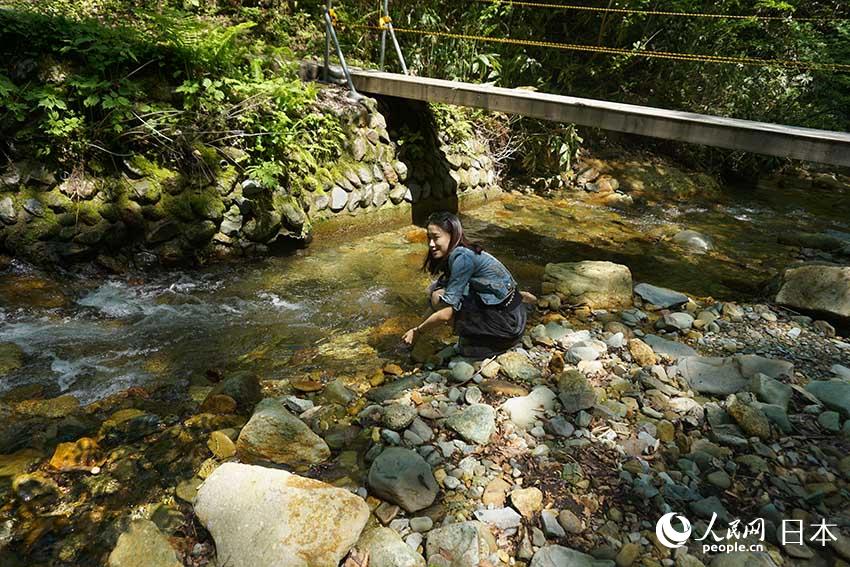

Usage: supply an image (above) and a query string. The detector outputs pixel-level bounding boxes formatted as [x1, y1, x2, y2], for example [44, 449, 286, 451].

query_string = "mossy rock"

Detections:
[0, 343, 24, 376]
[183, 221, 217, 245]
[73, 220, 112, 246]
[160, 191, 196, 222]
[188, 188, 226, 221]
[215, 166, 239, 197]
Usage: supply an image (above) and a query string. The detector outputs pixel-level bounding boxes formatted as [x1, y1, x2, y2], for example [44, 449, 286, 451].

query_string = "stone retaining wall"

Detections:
[0, 89, 498, 268]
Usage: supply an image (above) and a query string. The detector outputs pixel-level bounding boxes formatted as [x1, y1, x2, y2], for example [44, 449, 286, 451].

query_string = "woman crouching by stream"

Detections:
[402, 211, 535, 359]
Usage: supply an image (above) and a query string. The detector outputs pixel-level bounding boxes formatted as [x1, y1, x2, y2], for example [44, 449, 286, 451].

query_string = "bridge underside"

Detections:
[343, 68, 850, 167]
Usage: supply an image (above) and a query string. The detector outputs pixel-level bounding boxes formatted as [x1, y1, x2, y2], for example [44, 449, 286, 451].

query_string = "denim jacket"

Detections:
[438, 246, 516, 311]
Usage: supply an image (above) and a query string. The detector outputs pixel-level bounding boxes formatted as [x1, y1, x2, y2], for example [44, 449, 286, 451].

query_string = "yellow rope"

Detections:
[378, 15, 392, 29]
[472, 0, 847, 22]
[349, 24, 850, 72]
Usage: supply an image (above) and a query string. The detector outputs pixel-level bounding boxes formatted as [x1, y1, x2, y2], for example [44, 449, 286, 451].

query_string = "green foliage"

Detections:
[0, 0, 343, 191]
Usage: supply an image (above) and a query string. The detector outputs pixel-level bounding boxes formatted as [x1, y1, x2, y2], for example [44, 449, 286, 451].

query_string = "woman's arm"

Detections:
[438, 251, 475, 311]
[402, 306, 453, 345]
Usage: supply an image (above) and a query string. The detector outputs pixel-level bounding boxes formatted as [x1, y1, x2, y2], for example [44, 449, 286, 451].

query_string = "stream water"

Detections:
[1, 171, 849, 407]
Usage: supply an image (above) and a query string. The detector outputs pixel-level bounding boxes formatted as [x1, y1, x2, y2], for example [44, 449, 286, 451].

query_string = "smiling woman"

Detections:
[401, 211, 535, 359]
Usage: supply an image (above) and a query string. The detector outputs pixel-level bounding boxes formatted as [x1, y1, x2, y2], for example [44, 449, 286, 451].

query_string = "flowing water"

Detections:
[1, 173, 849, 406]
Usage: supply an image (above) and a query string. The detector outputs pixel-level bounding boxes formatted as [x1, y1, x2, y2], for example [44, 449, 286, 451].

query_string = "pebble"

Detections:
[410, 516, 433, 532]
[541, 509, 566, 537]
[465, 386, 482, 405]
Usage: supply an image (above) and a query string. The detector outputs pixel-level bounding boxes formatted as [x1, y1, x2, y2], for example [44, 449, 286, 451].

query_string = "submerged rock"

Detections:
[236, 398, 330, 468]
[368, 447, 438, 513]
[108, 519, 181, 567]
[194, 462, 369, 567]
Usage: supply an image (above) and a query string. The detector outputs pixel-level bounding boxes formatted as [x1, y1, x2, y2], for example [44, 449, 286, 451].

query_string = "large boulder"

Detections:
[425, 521, 497, 567]
[775, 264, 850, 320]
[678, 355, 793, 396]
[356, 527, 426, 567]
[367, 447, 438, 513]
[542, 261, 633, 309]
[194, 462, 369, 567]
[236, 398, 330, 468]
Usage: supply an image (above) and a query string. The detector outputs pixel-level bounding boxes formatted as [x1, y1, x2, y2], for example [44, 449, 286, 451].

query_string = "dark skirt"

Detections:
[452, 289, 528, 359]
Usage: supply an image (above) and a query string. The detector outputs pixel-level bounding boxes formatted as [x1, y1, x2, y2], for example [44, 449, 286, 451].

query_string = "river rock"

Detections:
[474, 507, 522, 530]
[531, 545, 615, 567]
[628, 339, 657, 366]
[356, 527, 426, 567]
[446, 404, 496, 444]
[108, 519, 181, 567]
[775, 264, 850, 320]
[382, 404, 418, 430]
[501, 386, 558, 429]
[748, 373, 792, 409]
[806, 380, 850, 416]
[0, 448, 42, 478]
[15, 394, 80, 418]
[236, 398, 330, 468]
[710, 552, 778, 567]
[727, 397, 772, 440]
[557, 370, 597, 413]
[634, 283, 689, 308]
[0, 343, 23, 375]
[496, 351, 541, 382]
[451, 361, 475, 383]
[510, 487, 543, 518]
[660, 312, 695, 332]
[49, 437, 102, 471]
[194, 462, 369, 567]
[678, 355, 793, 396]
[673, 230, 713, 253]
[207, 370, 261, 411]
[643, 334, 697, 360]
[425, 521, 497, 567]
[367, 374, 426, 403]
[368, 447, 438, 513]
[543, 261, 633, 309]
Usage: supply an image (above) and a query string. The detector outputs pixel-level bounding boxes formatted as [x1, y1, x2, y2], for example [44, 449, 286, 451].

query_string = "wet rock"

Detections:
[368, 447, 438, 513]
[100, 411, 163, 446]
[497, 351, 541, 382]
[176, 477, 203, 503]
[0, 448, 42, 478]
[0, 343, 24, 375]
[48, 437, 102, 471]
[324, 378, 356, 404]
[236, 398, 330, 468]
[200, 393, 237, 415]
[557, 369, 597, 413]
[367, 374, 426, 403]
[806, 380, 850, 417]
[194, 462, 369, 567]
[425, 521, 497, 567]
[108, 519, 181, 567]
[673, 230, 713, 253]
[14, 394, 80, 418]
[207, 371, 261, 412]
[207, 430, 236, 459]
[446, 404, 496, 445]
[501, 386, 558, 429]
[543, 261, 633, 309]
[531, 545, 614, 567]
[356, 527, 426, 567]
[775, 264, 850, 320]
[678, 355, 793, 396]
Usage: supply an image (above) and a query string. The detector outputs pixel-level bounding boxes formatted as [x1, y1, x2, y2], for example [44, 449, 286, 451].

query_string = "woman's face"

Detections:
[427, 223, 452, 259]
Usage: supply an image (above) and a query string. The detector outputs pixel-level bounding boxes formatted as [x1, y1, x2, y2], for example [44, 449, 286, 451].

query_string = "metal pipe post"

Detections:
[379, 0, 388, 71]
[324, 10, 361, 99]
[324, 0, 331, 82]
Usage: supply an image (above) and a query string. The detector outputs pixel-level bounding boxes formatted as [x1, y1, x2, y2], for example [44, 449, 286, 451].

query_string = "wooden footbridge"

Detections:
[319, 1, 850, 167]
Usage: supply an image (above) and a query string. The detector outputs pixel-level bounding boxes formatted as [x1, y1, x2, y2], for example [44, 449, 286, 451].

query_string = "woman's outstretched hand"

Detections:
[402, 327, 418, 345]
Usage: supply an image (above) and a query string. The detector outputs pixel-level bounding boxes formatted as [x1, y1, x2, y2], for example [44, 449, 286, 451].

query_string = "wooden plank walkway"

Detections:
[347, 69, 850, 167]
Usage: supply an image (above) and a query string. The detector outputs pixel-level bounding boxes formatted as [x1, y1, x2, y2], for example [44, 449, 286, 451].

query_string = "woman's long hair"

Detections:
[422, 211, 483, 275]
